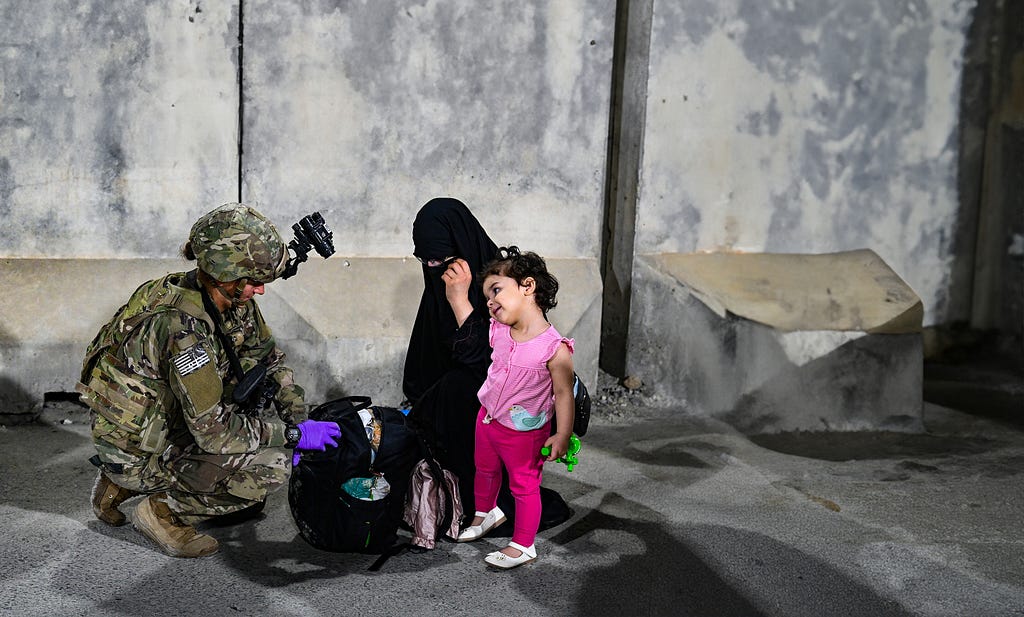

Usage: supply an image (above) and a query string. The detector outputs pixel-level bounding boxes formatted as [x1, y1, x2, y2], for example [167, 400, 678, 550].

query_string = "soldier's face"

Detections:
[212, 279, 266, 311]
[235, 280, 266, 303]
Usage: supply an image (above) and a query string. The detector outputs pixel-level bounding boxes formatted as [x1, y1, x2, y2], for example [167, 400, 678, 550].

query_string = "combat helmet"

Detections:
[189, 203, 288, 284]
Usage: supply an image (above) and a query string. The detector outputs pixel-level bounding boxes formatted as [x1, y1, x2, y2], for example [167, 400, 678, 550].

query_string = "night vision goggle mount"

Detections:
[279, 212, 335, 280]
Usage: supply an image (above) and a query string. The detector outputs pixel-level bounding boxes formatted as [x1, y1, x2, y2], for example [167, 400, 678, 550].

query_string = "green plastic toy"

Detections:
[541, 433, 582, 472]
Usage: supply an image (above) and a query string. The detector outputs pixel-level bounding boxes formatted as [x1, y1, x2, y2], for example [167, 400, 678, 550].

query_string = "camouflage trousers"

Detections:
[94, 438, 290, 523]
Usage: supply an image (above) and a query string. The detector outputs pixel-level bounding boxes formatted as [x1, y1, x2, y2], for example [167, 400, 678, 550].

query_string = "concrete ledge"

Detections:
[1, 258, 187, 416]
[263, 256, 602, 405]
[650, 250, 923, 333]
[626, 253, 923, 433]
[0, 257, 601, 414]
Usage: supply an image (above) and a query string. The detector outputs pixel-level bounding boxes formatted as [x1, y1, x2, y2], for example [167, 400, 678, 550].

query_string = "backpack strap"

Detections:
[195, 271, 246, 382]
[367, 542, 412, 572]
[308, 395, 372, 421]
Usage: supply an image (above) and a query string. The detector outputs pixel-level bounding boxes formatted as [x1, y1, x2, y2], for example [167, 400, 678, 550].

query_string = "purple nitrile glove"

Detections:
[291, 420, 342, 466]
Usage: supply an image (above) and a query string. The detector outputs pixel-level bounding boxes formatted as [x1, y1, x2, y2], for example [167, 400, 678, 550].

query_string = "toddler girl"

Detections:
[456, 246, 575, 569]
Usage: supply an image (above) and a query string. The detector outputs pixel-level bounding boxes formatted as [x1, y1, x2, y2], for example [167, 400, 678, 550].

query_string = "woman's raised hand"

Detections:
[442, 258, 474, 326]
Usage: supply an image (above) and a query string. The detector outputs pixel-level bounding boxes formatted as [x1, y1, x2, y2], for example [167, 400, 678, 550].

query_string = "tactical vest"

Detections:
[77, 273, 216, 456]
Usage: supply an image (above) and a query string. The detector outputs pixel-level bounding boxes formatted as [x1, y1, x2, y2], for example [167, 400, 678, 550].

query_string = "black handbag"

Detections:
[549, 373, 592, 437]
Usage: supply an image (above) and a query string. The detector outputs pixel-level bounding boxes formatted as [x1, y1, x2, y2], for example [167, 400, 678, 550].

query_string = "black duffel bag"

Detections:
[288, 396, 421, 556]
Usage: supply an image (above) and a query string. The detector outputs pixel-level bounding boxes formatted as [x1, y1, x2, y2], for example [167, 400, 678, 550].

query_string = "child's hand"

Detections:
[542, 432, 571, 461]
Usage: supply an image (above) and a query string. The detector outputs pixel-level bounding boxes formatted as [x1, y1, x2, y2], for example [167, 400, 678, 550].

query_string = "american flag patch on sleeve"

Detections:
[172, 344, 210, 376]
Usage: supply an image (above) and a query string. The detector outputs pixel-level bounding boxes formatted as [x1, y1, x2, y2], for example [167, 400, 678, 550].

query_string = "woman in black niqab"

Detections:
[403, 197, 570, 532]
[404, 198, 497, 403]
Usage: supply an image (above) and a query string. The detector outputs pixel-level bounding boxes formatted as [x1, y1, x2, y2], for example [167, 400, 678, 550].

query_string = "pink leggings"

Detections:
[473, 406, 550, 547]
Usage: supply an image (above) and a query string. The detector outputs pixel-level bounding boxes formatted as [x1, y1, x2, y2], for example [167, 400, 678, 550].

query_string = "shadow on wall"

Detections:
[722, 332, 924, 435]
[924, 378, 1024, 428]
[0, 323, 36, 420]
[952, 0, 1024, 336]
[0, 376, 37, 423]
[949, 0, 996, 322]
[922, 327, 1024, 428]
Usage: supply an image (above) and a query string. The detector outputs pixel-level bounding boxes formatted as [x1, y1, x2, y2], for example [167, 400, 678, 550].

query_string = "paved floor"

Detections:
[1, 395, 1022, 617]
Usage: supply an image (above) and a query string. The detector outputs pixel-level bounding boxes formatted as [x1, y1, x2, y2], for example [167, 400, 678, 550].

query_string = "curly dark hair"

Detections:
[480, 246, 559, 313]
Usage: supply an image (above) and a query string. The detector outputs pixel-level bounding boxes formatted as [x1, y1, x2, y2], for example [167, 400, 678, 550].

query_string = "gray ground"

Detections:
[1, 371, 1022, 617]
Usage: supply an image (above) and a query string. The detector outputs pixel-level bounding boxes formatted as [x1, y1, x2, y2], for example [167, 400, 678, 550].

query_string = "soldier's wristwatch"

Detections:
[284, 424, 302, 449]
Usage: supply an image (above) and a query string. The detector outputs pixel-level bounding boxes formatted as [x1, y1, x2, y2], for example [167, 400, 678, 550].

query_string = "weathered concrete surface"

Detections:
[0, 1, 240, 258]
[240, 0, 615, 260]
[0, 0, 612, 265]
[0, 1, 992, 428]
[1, 399, 1021, 616]
[650, 250, 923, 334]
[0, 1, 610, 413]
[0, 258, 184, 415]
[636, 0, 973, 326]
[0, 256, 600, 413]
[626, 254, 922, 432]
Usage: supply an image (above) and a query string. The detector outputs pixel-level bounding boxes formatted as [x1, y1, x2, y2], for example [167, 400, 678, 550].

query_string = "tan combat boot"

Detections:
[133, 493, 219, 558]
[91, 471, 139, 526]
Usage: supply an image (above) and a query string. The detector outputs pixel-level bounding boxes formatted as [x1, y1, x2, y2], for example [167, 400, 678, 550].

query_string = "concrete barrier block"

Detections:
[267, 256, 602, 406]
[1, 258, 185, 415]
[626, 253, 923, 433]
[1, 256, 601, 412]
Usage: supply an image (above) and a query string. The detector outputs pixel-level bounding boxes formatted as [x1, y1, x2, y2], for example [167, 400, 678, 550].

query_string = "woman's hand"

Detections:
[442, 258, 474, 327]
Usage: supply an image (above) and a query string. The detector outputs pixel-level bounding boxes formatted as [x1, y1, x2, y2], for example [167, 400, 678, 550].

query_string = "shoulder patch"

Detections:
[172, 344, 211, 376]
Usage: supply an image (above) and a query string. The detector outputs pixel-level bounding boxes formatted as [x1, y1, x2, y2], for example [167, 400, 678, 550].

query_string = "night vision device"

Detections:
[280, 212, 335, 279]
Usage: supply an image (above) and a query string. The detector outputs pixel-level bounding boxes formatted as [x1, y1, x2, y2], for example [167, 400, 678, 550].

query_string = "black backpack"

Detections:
[288, 396, 421, 559]
[548, 372, 592, 437]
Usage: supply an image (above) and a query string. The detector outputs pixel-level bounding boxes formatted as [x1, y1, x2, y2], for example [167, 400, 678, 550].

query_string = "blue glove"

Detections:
[291, 420, 342, 466]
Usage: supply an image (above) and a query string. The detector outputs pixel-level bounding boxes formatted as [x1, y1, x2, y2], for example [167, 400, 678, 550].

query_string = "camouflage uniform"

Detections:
[78, 204, 306, 521]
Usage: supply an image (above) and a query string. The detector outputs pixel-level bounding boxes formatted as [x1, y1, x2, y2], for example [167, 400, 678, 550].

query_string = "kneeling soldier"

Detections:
[78, 203, 340, 557]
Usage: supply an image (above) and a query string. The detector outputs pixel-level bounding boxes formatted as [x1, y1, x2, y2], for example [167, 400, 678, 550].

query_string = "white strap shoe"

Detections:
[456, 506, 507, 542]
[484, 541, 537, 569]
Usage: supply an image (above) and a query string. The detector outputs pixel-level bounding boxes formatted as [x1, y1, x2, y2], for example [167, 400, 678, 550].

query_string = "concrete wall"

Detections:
[0, 1, 614, 260]
[634, 0, 973, 326]
[0, 0, 989, 425]
[0, 259, 184, 413]
[236, 0, 613, 399]
[615, 0, 975, 421]
[0, 1, 240, 258]
[0, 1, 612, 411]
[241, 0, 614, 260]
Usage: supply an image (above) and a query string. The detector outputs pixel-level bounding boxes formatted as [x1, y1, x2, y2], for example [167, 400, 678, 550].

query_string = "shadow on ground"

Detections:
[53, 491, 915, 617]
[748, 430, 1000, 462]
[922, 332, 1023, 428]
[537, 492, 908, 617]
